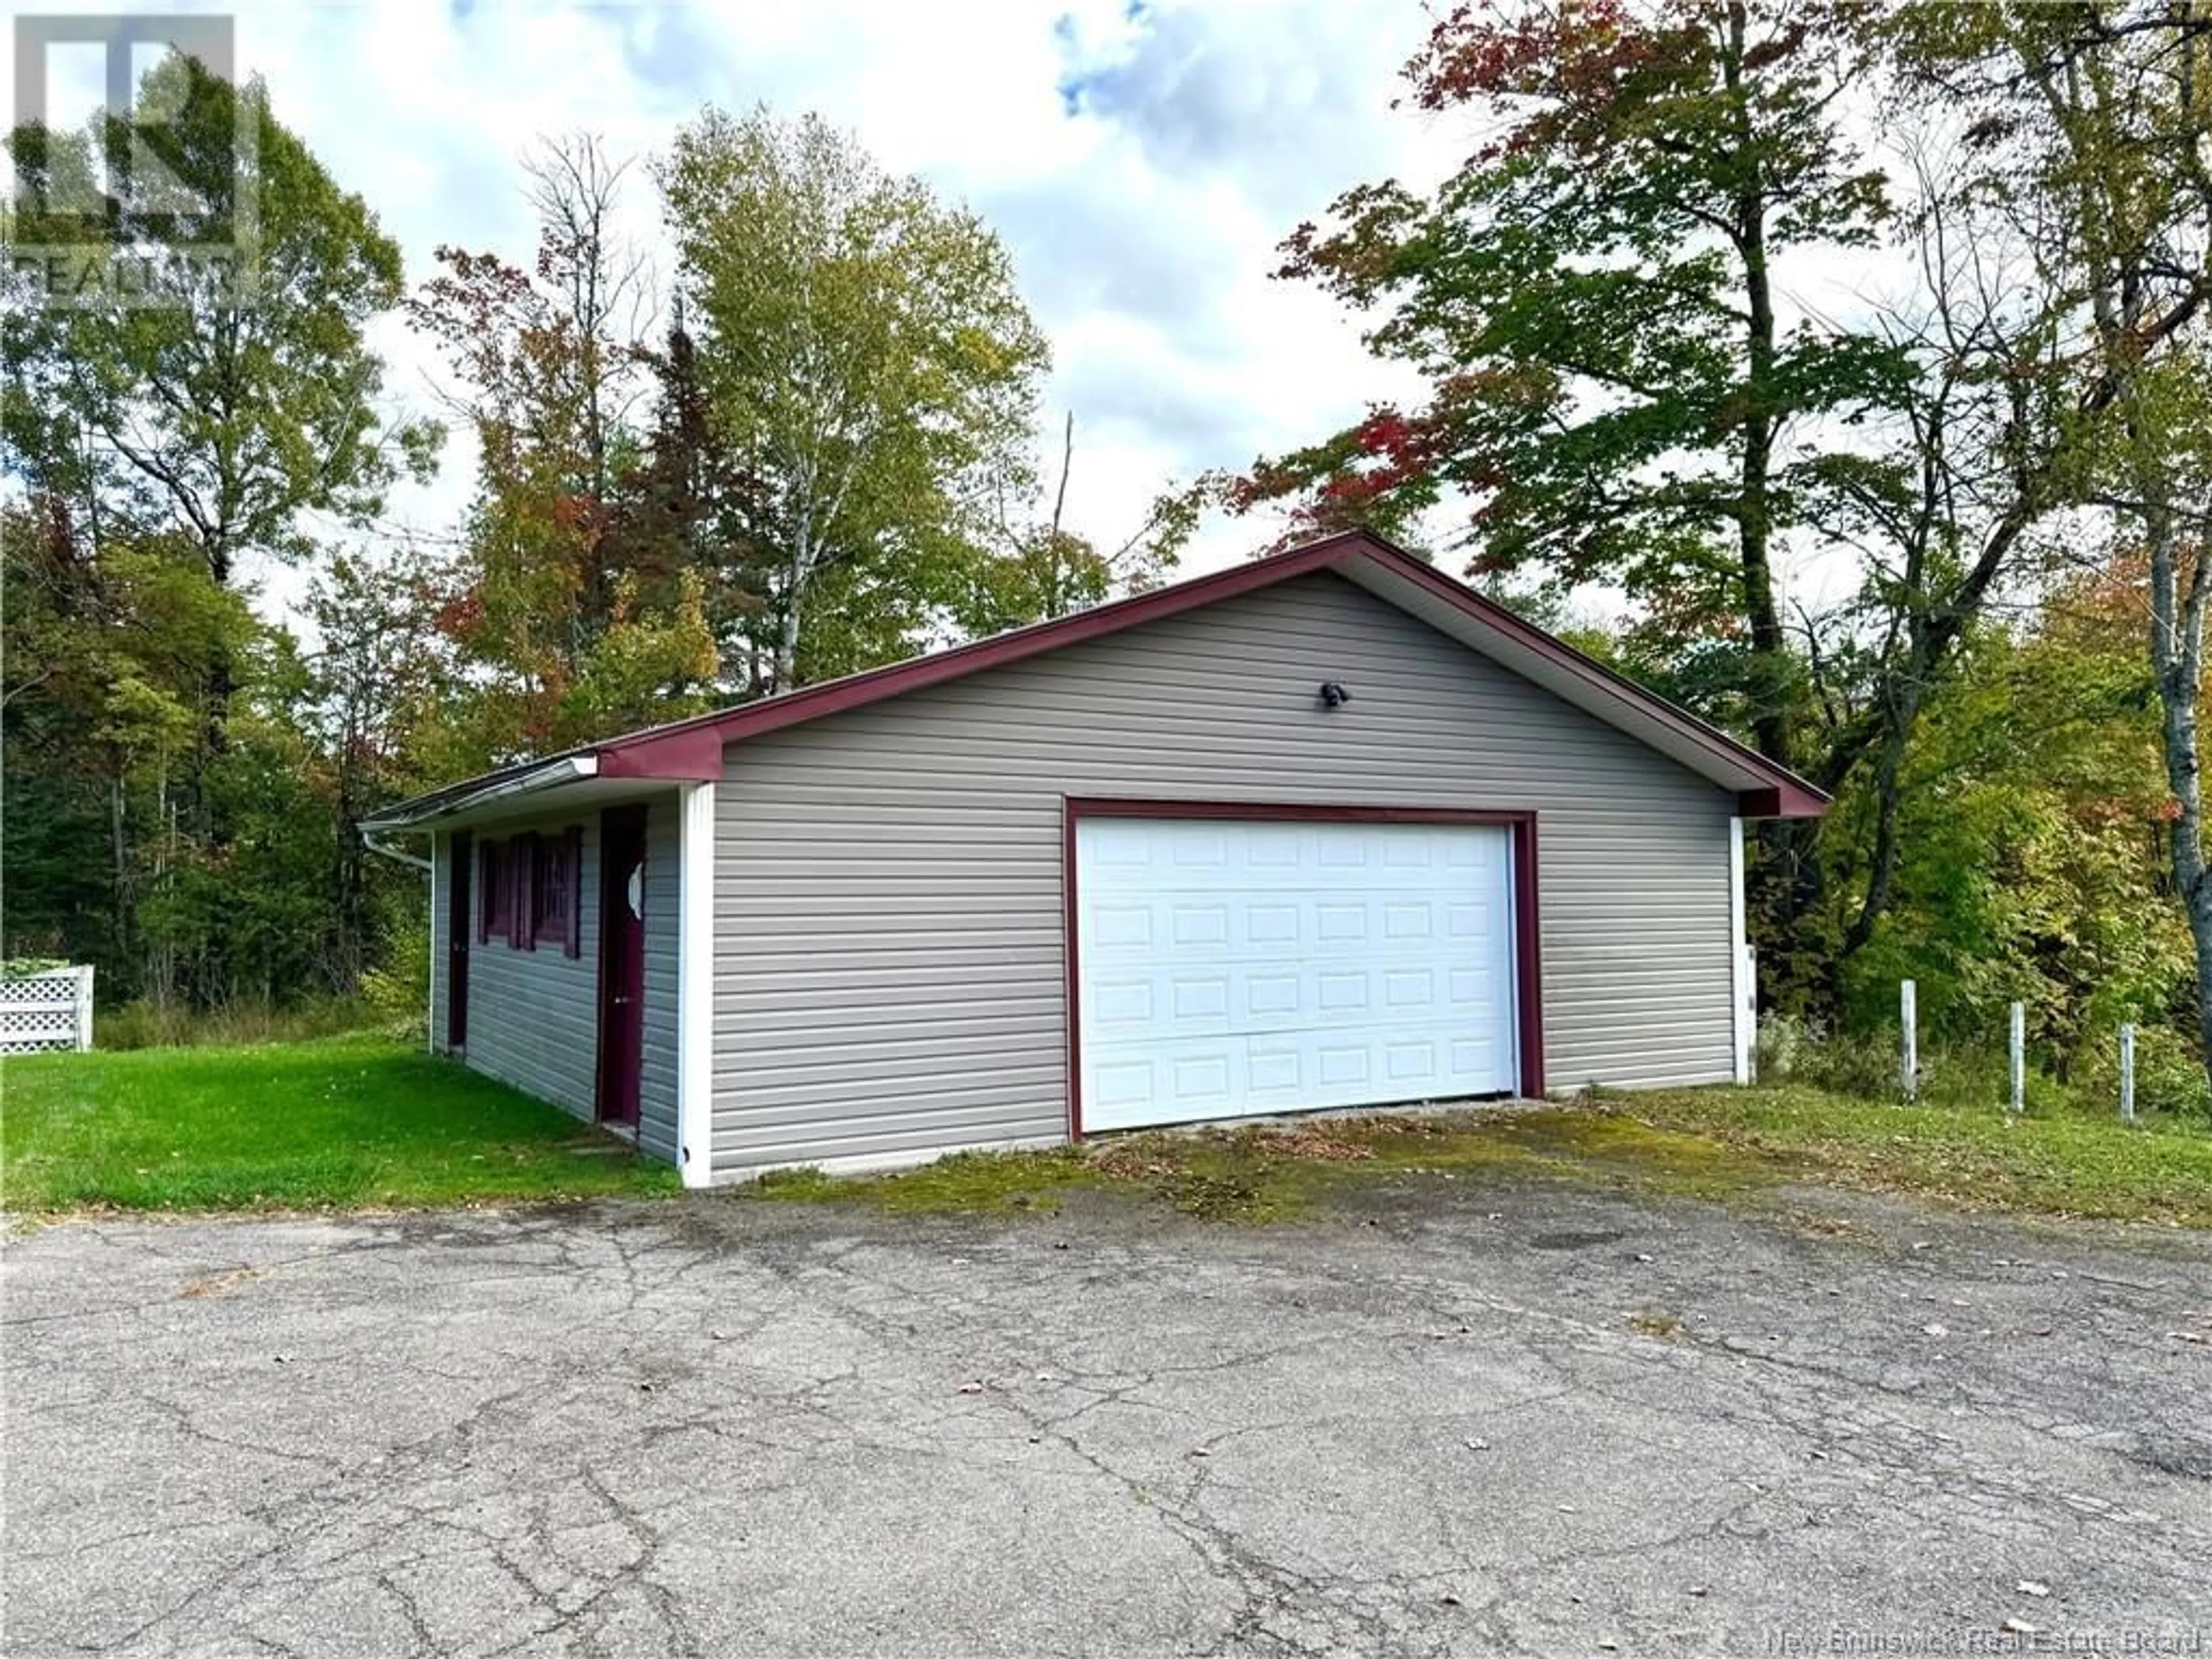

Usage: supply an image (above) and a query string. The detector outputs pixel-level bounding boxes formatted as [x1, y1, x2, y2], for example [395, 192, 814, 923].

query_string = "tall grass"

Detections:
[1753, 1013, 2212, 1124]
[93, 997, 388, 1051]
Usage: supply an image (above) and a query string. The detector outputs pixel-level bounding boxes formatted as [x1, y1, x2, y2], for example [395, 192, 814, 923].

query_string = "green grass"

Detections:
[1620, 1084, 2212, 1227]
[749, 1088, 2212, 1229]
[10, 1035, 2204, 1228]
[2, 1035, 679, 1214]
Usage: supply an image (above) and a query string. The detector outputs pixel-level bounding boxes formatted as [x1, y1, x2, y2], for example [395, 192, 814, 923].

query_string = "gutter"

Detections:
[360, 755, 602, 835]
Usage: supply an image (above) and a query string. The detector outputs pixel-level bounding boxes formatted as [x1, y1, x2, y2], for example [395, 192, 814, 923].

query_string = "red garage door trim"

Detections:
[1061, 798, 1545, 1139]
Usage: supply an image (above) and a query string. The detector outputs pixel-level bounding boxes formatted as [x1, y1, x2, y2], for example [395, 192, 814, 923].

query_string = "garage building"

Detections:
[363, 530, 1827, 1185]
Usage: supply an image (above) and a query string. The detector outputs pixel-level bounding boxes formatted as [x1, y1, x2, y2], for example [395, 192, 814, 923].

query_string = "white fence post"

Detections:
[74, 966, 94, 1052]
[1900, 980, 1918, 1102]
[2120, 1023, 2136, 1123]
[2008, 1002, 2025, 1115]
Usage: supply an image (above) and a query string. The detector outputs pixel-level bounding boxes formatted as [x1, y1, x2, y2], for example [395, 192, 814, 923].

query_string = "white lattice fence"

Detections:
[0, 967, 94, 1054]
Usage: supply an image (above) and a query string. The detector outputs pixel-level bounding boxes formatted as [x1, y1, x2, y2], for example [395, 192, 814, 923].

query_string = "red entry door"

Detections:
[596, 806, 647, 1128]
[446, 830, 472, 1050]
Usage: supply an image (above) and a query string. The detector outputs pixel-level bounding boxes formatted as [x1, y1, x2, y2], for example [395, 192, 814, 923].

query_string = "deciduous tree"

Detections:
[954, 412, 1199, 635]
[410, 135, 719, 756]
[1888, 1, 2212, 1081]
[2, 54, 437, 733]
[658, 107, 1052, 688]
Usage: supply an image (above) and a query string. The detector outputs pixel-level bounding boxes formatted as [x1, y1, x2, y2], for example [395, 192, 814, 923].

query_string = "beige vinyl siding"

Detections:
[710, 570, 1738, 1176]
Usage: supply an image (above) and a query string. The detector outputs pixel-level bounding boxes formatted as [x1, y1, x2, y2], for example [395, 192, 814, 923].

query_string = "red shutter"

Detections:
[564, 825, 584, 958]
[478, 841, 495, 943]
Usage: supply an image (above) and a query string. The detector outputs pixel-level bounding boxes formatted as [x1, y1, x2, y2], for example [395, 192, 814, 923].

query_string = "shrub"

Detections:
[2078, 1023, 2212, 1123]
[1800, 1026, 1905, 1102]
[1753, 1012, 1815, 1084]
[361, 911, 431, 1042]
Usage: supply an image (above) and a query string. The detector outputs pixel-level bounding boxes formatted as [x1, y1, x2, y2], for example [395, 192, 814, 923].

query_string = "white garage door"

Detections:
[1074, 816, 1519, 1132]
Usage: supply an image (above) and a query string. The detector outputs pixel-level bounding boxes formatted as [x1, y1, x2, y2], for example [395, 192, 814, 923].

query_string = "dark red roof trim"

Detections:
[560, 530, 1824, 819]
[594, 721, 722, 782]
[597, 536, 1361, 780]
[1352, 549, 1832, 820]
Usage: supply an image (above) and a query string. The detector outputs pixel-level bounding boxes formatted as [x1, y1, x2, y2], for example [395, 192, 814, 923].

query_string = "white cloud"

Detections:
[9, 0, 1465, 620]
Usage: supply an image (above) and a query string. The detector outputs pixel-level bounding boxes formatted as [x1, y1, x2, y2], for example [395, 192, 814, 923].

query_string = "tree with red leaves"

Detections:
[407, 136, 719, 762]
[1247, 0, 1902, 779]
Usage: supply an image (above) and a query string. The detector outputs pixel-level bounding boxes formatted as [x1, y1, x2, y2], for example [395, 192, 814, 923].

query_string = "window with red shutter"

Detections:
[563, 825, 583, 957]
[482, 841, 510, 943]
[511, 834, 535, 950]
[533, 832, 571, 952]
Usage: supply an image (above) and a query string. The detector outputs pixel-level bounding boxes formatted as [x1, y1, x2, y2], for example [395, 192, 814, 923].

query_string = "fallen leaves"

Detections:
[179, 1266, 263, 1300]
[1268, 1128, 1376, 1162]
[1088, 1146, 1180, 1181]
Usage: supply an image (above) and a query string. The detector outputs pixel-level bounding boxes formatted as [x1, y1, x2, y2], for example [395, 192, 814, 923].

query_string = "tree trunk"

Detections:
[1724, 0, 1824, 1016]
[198, 533, 236, 846]
[1725, 1, 1793, 775]
[109, 769, 134, 979]
[773, 585, 802, 694]
[2146, 484, 2212, 1090]
[773, 521, 814, 693]
[1838, 685, 1920, 963]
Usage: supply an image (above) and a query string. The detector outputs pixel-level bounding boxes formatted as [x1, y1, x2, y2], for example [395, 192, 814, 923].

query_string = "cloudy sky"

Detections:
[16, 0, 1480, 609]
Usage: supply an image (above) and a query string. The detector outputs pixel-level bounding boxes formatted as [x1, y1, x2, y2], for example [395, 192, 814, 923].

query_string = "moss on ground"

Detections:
[742, 1089, 2212, 1230]
[752, 1146, 1103, 1215]
[743, 1107, 1781, 1224]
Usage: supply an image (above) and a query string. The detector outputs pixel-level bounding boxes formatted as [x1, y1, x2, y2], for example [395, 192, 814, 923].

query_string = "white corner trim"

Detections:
[676, 781, 717, 1187]
[1729, 817, 1753, 1085]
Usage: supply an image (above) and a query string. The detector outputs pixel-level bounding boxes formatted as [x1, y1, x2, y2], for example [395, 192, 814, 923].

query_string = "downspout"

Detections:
[362, 828, 438, 1056]
[363, 830, 433, 872]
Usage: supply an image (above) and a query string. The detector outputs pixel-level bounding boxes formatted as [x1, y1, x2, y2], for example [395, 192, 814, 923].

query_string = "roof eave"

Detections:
[1327, 547, 1830, 817]
[592, 721, 725, 782]
[1736, 782, 1830, 821]
[362, 755, 601, 833]
[374, 528, 1830, 828]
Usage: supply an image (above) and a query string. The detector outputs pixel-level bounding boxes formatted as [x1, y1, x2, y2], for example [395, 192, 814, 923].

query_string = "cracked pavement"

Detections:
[3, 1176, 2209, 1657]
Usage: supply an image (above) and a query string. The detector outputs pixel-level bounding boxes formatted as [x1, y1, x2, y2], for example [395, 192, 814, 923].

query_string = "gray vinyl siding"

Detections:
[638, 796, 681, 1164]
[460, 816, 603, 1119]
[431, 795, 681, 1160]
[710, 570, 1738, 1176]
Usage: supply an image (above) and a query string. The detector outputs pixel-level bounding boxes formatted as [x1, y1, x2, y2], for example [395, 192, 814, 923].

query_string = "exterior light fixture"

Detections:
[1319, 681, 1353, 709]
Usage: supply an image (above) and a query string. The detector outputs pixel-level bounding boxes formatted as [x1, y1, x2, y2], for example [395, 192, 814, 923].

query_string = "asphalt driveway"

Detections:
[4, 1176, 2208, 1657]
